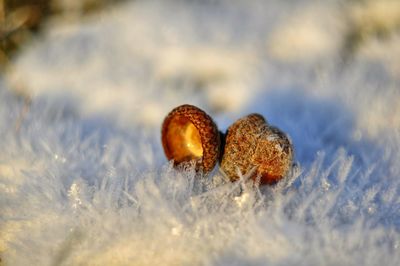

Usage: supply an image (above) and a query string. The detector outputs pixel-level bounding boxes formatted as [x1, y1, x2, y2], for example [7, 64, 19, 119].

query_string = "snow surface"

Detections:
[1, 0, 400, 265]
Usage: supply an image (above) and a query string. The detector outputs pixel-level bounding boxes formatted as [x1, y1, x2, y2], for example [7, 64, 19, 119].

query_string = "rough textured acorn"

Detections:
[161, 104, 220, 173]
[220, 114, 293, 185]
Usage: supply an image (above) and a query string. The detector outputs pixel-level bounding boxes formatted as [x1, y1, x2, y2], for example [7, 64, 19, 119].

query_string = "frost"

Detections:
[1, 0, 400, 265]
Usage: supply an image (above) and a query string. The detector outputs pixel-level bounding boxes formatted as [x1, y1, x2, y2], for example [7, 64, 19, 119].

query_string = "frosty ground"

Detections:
[1, 0, 400, 265]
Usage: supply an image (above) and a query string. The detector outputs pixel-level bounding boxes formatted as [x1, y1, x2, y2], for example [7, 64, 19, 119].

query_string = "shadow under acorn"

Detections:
[250, 88, 384, 170]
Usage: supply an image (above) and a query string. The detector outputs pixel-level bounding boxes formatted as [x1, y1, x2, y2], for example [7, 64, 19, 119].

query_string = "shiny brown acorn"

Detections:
[220, 114, 293, 185]
[161, 104, 220, 173]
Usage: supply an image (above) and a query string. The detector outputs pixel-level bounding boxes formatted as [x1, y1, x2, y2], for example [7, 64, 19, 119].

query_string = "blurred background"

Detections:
[1, 0, 126, 69]
[2, 0, 399, 71]
[1, 0, 399, 150]
[1, 0, 399, 108]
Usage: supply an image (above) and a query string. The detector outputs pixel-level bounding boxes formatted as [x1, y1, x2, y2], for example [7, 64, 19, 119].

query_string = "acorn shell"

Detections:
[220, 114, 293, 185]
[161, 104, 220, 173]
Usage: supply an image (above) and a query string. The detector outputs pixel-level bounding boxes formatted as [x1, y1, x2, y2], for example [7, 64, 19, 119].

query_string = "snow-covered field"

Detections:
[1, 0, 400, 265]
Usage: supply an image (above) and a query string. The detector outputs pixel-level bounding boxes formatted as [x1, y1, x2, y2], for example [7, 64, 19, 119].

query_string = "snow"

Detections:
[1, 0, 400, 265]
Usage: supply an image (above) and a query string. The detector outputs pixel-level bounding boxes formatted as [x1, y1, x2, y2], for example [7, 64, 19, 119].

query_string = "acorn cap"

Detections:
[161, 104, 220, 173]
[220, 114, 293, 185]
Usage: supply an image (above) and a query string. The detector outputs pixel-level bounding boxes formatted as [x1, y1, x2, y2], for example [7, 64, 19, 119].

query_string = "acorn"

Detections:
[220, 114, 293, 185]
[161, 104, 220, 173]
